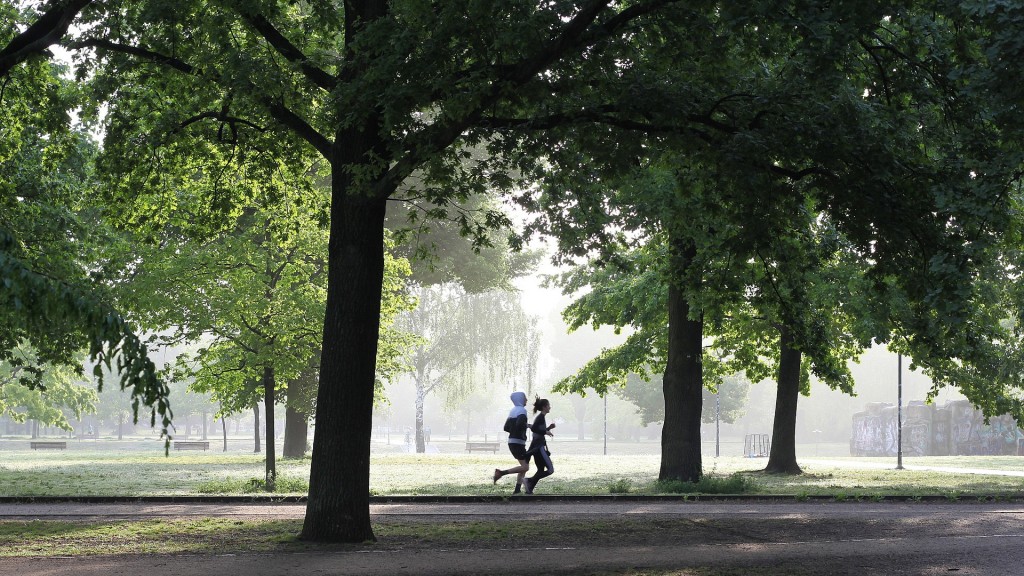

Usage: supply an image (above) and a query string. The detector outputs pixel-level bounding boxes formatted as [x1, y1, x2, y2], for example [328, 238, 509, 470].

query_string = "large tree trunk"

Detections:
[765, 327, 803, 474]
[262, 365, 277, 491]
[301, 191, 388, 543]
[300, 0, 391, 537]
[659, 241, 703, 483]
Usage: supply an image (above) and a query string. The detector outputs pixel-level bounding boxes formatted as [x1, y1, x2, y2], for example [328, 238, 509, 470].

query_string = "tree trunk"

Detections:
[221, 415, 228, 452]
[765, 327, 803, 474]
[659, 241, 703, 483]
[301, 191, 388, 543]
[414, 384, 426, 453]
[263, 365, 277, 491]
[201, 410, 208, 440]
[283, 375, 310, 458]
[253, 403, 261, 454]
[574, 397, 587, 440]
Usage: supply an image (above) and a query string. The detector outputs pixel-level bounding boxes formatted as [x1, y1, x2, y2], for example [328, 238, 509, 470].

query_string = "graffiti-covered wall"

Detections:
[850, 400, 1023, 456]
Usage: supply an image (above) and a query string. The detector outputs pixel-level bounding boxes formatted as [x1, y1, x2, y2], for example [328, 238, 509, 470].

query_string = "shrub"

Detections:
[196, 476, 308, 494]
[656, 473, 755, 495]
[608, 479, 632, 494]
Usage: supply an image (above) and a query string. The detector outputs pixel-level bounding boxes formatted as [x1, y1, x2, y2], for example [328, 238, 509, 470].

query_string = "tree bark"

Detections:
[301, 191, 388, 542]
[659, 241, 703, 483]
[574, 398, 587, 440]
[283, 375, 309, 458]
[764, 327, 804, 474]
[414, 385, 426, 453]
[299, 0, 391, 540]
[0, 0, 93, 76]
[262, 365, 277, 491]
[253, 403, 261, 454]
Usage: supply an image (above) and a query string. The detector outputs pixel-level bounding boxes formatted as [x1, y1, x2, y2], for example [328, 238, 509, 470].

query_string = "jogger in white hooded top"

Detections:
[493, 391, 531, 494]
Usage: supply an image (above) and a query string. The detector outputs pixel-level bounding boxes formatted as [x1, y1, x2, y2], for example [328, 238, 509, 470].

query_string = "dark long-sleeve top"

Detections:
[528, 413, 549, 451]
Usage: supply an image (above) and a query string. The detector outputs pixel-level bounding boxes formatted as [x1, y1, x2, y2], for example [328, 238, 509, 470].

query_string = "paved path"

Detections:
[2, 501, 1024, 574]
[0, 499, 1021, 519]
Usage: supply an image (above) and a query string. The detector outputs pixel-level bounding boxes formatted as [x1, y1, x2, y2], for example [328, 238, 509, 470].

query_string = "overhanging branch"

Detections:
[65, 38, 333, 159]
[66, 38, 196, 74]
[265, 100, 332, 159]
[177, 111, 267, 133]
[0, 0, 93, 76]
[241, 12, 338, 92]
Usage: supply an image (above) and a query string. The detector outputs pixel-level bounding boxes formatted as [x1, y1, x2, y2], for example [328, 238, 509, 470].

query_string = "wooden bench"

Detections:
[465, 441, 500, 453]
[30, 441, 67, 450]
[173, 440, 210, 451]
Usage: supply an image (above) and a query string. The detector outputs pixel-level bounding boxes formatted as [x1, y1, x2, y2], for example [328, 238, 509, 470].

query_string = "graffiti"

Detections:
[850, 400, 1023, 457]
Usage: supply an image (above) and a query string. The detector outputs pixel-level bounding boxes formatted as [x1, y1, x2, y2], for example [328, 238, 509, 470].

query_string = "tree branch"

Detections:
[240, 12, 337, 91]
[374, 0, 672, 197]
[176, 111, 267, 133]
[265, 100, 333, 159]
[482, 106, 829, 183]
[0, 0, 93, 76]
[65, 38, 333, 159]
[66, 38, 197, 74]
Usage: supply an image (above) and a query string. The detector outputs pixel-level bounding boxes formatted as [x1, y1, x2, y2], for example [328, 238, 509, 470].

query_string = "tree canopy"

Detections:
[0, 39, 169, 435]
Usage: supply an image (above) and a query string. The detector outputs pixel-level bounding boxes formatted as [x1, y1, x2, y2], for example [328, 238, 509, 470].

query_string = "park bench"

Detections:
[173, 440, 210, 451]
[465, 441, 500, 453]
[30, 441, 67, 450]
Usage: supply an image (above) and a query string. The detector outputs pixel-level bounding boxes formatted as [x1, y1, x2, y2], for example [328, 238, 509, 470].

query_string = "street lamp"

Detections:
[897, 353, 904, 470]
[603, 393, 608, 456]
[715, 390, 721, 458]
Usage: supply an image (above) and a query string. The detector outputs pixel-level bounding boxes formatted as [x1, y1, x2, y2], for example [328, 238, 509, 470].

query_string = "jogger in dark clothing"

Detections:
[524, 397, 555, 494]
[493, 391, 530, 493]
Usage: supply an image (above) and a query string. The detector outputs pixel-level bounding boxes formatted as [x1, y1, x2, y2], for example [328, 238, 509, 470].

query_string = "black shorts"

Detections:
[508, 443, 527, 461]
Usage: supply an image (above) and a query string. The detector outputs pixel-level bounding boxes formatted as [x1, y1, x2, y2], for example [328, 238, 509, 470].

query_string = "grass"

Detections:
[0, 516, 822, 569]
[0, 518, 307, 556]
[0, 448, 1021, 498]
[657, 473, 756, 495]
[0, 513, 840, 570]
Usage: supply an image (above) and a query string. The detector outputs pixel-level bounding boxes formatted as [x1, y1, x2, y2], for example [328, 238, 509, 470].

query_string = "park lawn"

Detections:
[0, 450, 1021, 498]
[0, 518, 307, 556]
[0, 516, 809, 575]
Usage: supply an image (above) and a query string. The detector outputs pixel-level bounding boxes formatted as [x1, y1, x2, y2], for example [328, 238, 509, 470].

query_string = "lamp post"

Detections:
[603, 393, 608, 456]
[897, 353, 904, 470]
[715, 391, 721, 458]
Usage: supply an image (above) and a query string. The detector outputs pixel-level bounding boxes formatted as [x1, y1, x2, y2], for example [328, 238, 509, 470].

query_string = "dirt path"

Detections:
[2, 501, 1022, 575]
